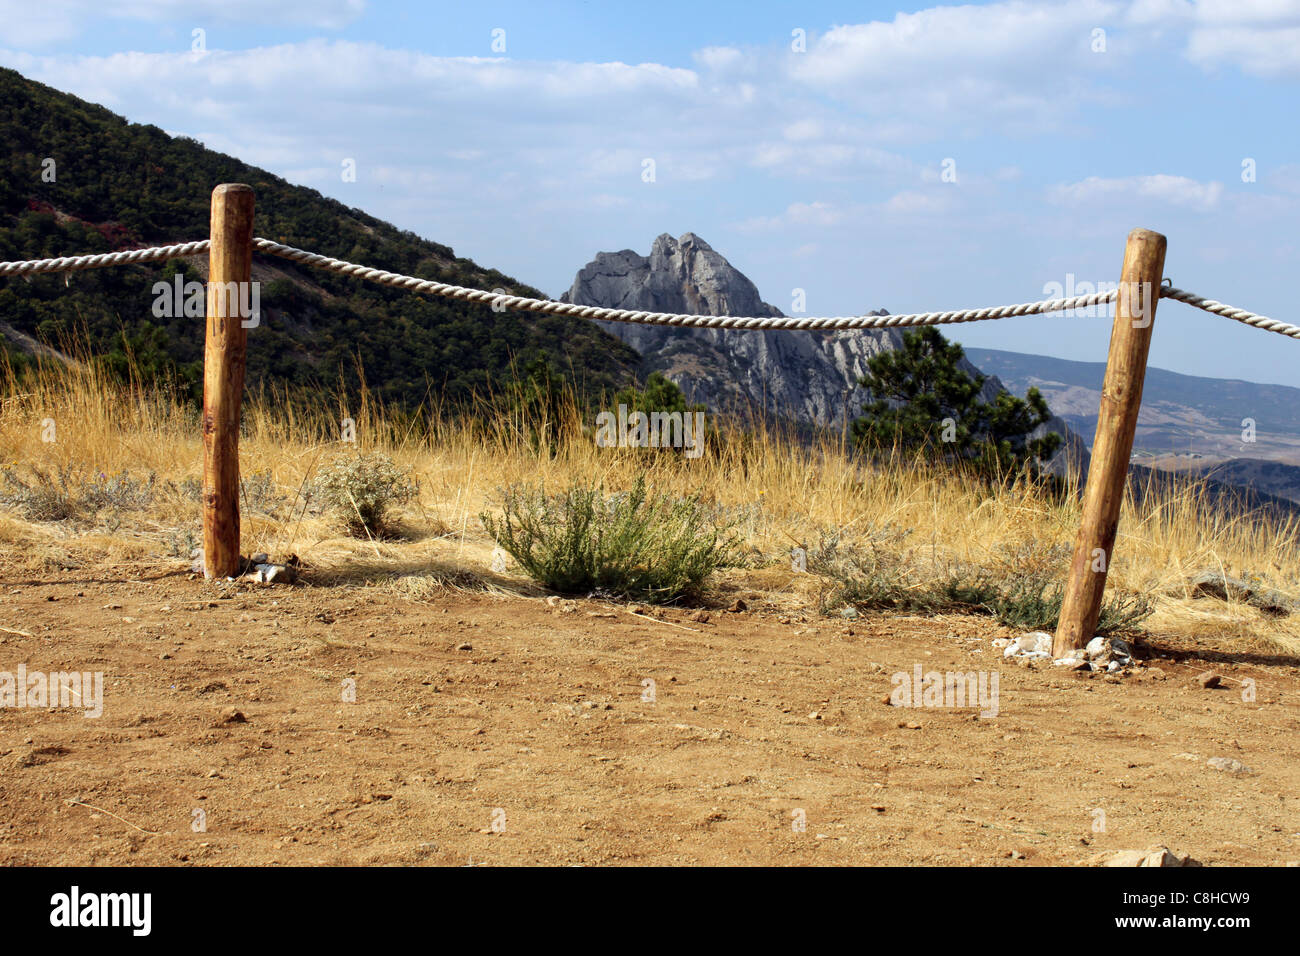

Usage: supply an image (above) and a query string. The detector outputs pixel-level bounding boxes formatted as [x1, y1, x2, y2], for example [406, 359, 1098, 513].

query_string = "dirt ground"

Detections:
[1, 562, 1297, 867]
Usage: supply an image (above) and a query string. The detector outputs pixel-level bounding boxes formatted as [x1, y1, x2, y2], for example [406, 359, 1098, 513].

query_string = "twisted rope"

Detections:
[250, 238, 1119, 330]
[0, 237, 1293, 339]
[1160, 286, 1300, 341]
[0, 240, 210, 276]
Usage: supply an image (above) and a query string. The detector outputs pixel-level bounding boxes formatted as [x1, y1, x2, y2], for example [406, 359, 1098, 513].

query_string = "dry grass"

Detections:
[3, 353, 1300, 653]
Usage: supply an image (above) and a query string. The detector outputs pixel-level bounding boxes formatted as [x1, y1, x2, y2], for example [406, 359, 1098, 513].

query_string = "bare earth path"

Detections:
[1, 566, 1297, 866]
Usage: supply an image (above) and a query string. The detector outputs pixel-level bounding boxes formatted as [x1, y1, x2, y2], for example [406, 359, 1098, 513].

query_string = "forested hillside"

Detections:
[0, 67, 638, 404]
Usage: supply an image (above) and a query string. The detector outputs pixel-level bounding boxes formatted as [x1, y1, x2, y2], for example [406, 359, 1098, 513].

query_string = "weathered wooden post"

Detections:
[202, 184, 254, 579]
[1054, 228, 1166, 656]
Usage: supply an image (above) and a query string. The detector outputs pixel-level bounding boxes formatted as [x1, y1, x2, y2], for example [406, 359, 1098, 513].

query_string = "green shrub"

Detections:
[481, 475, 739, 603]
[808, 533, 929, 612]
[0, 466, 156, 521]
[986, 575, 1063, 630]
[811, 535, 1154, 635]
[987, 574, 1153, 635]
[314, 453, 417, 538]
[239, 469, 286, 516]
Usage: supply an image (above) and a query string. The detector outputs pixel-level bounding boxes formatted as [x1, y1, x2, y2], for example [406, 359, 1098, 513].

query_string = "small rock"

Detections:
[729, 598, 748, 613]
[1189, 569, 1246, 602]
[219, 707, 246, 724]
[839, 606, 859, 619]
[1005, 631, 1052, 659]
[1008, 850, 1026, 860]
[1052, 649, 1086, 666]
[1250, 588, 1290, 616]
[261, 564, 297, 584]
[1207, 756, 1253, 774]
[689, 610, 710, 623]
[245, 563, 296, 584]
[1104, 846, 1200, 867]
[455, 642, 472, 651]
[1196, 670, 1223, 689]
[1189, 569, 1290, 614]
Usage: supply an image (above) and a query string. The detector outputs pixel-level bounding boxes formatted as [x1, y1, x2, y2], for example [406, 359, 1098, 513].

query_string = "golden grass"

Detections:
[3, 353, 1299, 653]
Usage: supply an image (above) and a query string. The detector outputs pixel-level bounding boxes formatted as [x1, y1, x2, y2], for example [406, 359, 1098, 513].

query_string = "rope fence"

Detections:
[1, 237, 1295, 338]
[0, 185, 1288, 655]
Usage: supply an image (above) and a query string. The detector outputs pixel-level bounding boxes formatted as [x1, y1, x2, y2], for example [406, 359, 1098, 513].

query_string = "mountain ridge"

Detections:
[966, 346, 1300, 464]
[0, 66, 639, 403]
[561, 232, 1089, 473]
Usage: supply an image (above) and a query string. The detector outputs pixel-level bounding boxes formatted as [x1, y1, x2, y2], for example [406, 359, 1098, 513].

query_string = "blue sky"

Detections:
[2, 0, 1298, 385]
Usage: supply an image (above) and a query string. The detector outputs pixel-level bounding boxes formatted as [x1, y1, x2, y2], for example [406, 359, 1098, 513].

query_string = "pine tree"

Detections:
[850, 326, 1061, 476]
[613, 370, 700, 417]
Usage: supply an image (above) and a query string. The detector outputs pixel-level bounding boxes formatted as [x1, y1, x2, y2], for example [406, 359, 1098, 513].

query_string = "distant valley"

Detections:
[965, 347, 1300, 502]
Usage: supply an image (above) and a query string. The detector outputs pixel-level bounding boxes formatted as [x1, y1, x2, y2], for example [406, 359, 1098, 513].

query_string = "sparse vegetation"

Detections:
[987, 573, 1154, 635]
[313, 453, 417, 538]
[0, 465, 156, 521]
[0, 352, 1293, 650]
[810, 532, 1155, 634]
[481, 475, 740, 603]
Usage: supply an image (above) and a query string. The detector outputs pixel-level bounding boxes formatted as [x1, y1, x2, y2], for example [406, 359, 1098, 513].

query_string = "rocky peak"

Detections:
[559, 233, 1086, 472]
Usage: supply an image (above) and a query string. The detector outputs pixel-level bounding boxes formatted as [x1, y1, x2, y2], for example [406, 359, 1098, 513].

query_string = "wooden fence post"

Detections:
[1054, 228, 1166, 656]
[202, 183, 255, 579]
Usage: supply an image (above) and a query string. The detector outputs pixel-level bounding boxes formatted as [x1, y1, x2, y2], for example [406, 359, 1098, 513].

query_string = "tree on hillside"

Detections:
[850, 326, 1061, 476]
[504, 355, 583, 453]
[613, 371, 701, 418]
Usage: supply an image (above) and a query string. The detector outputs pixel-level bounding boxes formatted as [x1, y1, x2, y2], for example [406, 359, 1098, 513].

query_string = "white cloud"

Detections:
[1127, 0, 1300, 76]
[786, 0, 1122, 134]
[732, 201, 850, 233]
[1185, 24, 1300, 76]
[693, 46, 744, 70]
[1048, 174, 1225, 210]
[781, 119, 823, 142]
[882, 190, 955, 216]
[0, 0, 365, 46]
[785, 201, 845, 226]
